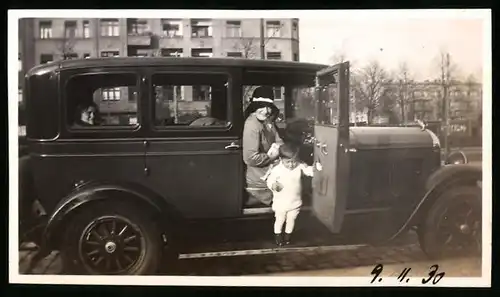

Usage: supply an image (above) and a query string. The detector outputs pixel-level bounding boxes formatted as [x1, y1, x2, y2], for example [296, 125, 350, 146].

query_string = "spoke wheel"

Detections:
[418, 185, 482, 259]
[61, 202, 164, 275]
[78, 215, 146, 275]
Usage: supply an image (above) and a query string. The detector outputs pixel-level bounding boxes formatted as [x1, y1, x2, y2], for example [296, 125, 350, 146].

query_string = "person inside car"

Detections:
[73, 102, 100, 127]
[242, 86, 284, 206]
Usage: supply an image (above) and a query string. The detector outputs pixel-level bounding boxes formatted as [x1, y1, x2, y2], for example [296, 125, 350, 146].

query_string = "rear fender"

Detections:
[42, 181, 183, 250]
[389, 164, 482, 241]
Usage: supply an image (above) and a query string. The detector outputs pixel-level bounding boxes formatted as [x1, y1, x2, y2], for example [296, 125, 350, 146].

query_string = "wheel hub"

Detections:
[78, 216, 146, 274]
[105, 241, 117, 253]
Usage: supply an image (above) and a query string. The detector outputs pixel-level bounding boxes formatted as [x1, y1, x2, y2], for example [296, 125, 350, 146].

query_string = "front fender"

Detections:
[389, 163, 482, 241]
[42, 180, 182, 250]
[425, 163, 482, 191]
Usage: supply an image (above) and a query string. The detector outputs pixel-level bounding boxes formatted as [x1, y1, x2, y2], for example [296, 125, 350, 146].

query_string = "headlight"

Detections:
[446, 151, 468, 165]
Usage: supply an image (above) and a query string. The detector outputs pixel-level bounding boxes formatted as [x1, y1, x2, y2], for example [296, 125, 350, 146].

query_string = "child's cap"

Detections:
[279, 143, 299, 159]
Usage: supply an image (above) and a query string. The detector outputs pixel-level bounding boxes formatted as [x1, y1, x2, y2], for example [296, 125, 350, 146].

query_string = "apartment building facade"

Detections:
[18, 18, 299, 126]
[19, 18, 299, 70]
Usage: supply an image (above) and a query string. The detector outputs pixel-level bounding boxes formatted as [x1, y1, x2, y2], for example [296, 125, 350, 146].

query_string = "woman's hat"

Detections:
[244, 86, 277, 119]
[251, 86, 275, 104]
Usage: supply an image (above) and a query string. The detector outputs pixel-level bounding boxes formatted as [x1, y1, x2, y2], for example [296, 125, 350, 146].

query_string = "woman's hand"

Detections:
[267, 143, 280, 160]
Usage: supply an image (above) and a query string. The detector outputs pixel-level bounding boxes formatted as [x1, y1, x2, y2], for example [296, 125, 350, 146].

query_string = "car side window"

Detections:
[65, 73, 140, 129]
[152, 72, 230, 128]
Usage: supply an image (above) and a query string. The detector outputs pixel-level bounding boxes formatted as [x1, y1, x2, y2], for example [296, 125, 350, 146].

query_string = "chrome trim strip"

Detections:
[178, 244, 367, 259]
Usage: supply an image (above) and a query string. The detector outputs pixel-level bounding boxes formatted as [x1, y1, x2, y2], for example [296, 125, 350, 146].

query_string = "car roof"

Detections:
[26, 57, 328, 77]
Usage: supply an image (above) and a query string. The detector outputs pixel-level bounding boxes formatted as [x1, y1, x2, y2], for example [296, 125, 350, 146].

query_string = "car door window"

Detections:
[66, 72, 140, 129]
[152, 72, 231, 128]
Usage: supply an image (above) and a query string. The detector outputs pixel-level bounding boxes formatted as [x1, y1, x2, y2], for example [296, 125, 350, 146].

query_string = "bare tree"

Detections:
[233, 38, 259, 59]
[233, 22, 284, 103]
[394, 62, 416, 124]
[436, 51, 459, 156]
[232, 21, 284, 60]
[351, 60, 389, 124]
[56, 34, 77, 60]
[436, 51, 459, 121]
[330, 51, 347, 64]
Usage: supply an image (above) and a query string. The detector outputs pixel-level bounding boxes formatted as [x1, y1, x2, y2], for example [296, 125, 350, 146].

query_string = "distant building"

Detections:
[357, 79, 483, 124]
[18, 18, 299, 124]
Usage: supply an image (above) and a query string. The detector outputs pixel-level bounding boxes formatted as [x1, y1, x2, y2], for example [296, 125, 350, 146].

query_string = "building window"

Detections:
[192, 48, 213, 58]
[273, 86, 283, 100]
[192, 85, 212, 101]
[152, 72, 229, 127]
[65, 53, 78, 60]
[101, 51, 120, 57]
[161, 19, 183, 37]
[64, 20, 77, 38]
[293, 53, 298, 61]
[161, 48, 183, 57]
[102, 87, 121, 101]
[292, 20, 298, 39]
[266, 51, 282, 60]
[131, 51, 148, 57]
[128, 19, 149, 35]
[40, 54, 53, 64]
[100, 19, 120, 37]
[227, 52, 242, 58]
[266, 20, 281, 38]
[83, 53, 91, 59]
[226, 20, 241, 38]
[191, 19, 212, 37]
[39, 21, 52, 39]
[83, 20, 90, 38]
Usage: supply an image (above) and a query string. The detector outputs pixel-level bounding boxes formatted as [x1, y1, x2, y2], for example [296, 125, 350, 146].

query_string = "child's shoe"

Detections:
[274, 233, 283, 246]
[283, 233, 292, 245]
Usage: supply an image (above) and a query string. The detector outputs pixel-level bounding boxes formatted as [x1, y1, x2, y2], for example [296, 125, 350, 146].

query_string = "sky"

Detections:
[299, 17, 485, 82]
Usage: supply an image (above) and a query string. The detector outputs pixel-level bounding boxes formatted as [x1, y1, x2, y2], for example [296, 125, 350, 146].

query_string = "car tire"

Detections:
[60, 201, 164, 275]
[418, 185, 481, 259]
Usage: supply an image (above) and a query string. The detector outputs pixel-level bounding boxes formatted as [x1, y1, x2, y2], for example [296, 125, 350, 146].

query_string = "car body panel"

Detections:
[19, 57, 482, 258]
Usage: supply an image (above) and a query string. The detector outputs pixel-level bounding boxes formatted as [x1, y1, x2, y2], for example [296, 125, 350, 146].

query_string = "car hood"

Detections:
[349, 126, 434, 149]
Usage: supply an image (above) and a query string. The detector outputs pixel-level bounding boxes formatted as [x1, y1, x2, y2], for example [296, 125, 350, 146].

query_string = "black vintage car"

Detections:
[18, 58, 482, 275]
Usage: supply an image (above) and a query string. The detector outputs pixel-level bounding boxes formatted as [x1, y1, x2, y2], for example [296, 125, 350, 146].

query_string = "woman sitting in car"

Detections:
[242, 86, 284, 206]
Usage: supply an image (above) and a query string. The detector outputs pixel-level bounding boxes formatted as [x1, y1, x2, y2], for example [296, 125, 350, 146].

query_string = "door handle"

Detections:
[225, 142, 240, 150]
[340, 143, 356, 153]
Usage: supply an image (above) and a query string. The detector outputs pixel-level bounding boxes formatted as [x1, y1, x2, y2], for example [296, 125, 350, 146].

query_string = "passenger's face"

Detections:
[82, 107, 96, 124]
[255, 106, 271, 121]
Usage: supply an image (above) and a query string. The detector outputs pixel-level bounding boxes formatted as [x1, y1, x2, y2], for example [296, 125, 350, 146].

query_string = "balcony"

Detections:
[159, 36, 185, 49]
[127, 32, 153, 46]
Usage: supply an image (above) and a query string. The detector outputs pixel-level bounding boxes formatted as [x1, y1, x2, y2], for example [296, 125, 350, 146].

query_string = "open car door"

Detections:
[312, 62, 351, 233]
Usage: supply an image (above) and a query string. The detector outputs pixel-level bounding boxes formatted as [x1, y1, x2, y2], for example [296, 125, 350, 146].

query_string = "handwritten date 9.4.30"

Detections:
[370, 264, 445, 284]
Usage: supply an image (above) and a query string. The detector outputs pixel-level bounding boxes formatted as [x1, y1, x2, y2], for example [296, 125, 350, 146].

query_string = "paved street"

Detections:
[18, 232, 481, 277]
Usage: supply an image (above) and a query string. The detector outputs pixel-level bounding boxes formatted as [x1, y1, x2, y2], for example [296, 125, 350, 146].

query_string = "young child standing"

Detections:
[263, 144, 321, 246]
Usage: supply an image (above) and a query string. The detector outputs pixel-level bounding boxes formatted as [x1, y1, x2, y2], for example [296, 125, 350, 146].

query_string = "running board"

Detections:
[243, 206, 312, 215]
[178, 244, 366, 259]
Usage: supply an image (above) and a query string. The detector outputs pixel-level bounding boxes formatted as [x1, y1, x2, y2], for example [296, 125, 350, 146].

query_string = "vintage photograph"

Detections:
[10, 9, 491, 286]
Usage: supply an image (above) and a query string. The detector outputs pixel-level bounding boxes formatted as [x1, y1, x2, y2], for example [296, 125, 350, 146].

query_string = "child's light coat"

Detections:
[264, 162, 314, 213]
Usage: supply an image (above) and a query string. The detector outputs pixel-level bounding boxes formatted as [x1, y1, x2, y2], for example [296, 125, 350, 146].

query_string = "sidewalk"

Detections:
[263, 256, 481, 277]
